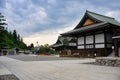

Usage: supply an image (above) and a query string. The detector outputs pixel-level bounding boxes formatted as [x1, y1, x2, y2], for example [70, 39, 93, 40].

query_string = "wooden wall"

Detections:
[83, 18, 95, 26]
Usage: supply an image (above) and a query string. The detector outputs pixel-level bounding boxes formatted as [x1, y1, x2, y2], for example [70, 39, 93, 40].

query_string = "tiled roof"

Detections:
[87, 11, 120, 26]
[61, 11, 120, 36]
[51, 36, 76, 48]
[61, 22, 108, 36]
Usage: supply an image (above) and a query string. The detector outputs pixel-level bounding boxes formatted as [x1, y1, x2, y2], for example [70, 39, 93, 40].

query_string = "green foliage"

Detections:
[27, 43, 34, 51]
[37, 44, 56, 54]
[0, 12, 27, 50]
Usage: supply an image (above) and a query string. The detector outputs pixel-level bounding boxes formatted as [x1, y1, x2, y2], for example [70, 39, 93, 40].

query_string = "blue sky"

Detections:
[0, 0, 120, 46]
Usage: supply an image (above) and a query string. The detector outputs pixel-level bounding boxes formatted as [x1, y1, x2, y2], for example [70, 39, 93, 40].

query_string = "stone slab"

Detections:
[0, 74, 19, 80]
[95, 57, 120, 67]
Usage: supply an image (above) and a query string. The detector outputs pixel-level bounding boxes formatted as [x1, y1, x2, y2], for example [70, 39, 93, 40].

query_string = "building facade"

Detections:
[53, 11, 120, 57]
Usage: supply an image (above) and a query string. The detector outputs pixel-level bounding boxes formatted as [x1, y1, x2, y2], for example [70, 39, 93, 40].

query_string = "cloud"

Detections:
[16, 7, 48, 35]
[105, 10, 120, 21]
[0, 0, 6, 8]
[1, 0, 120, 46]
[16, 8, 47, 28]
[47, 0, 57, 5]
[23, 19, 79, 46]
[1, 0, 50, 36]
[23, 33, 58, 46]
[28, 9, 47, 23]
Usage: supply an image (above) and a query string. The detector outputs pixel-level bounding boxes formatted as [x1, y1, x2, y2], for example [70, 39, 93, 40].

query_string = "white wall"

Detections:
[95, 33, 104, 43]
[78, 46, 84, 49]
[86, 35, 93, 44]
[77, 33, 105, 49]
[78, 37, 84, 44]
[95, 44, 104, 48]
[86, 45, 94, 48]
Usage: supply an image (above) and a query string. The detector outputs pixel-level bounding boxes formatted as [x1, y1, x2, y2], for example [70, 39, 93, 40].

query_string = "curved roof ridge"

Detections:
[86, 10, 115, 20]
[61, 22, 108, 36]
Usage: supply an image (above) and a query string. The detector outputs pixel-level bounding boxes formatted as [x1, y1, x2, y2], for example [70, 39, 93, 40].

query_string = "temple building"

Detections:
[52, 36, 77, 56]
[52, 10, 120, 57]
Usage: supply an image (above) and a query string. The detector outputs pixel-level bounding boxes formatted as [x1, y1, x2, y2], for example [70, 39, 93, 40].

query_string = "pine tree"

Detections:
[17, 34, 20, 42]
[0, 13, 6, 29]
[0, 12, 7, 48]
[13, 30, 18, 45]
[0, 12, 27, 50]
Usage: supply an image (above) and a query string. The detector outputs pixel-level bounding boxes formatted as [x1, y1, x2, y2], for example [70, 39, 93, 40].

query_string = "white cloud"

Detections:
[2, 0, 49, 37]
[0, 3, 22, 31]
[47, 0, 57, 5]
[1, 0, 120, 46]
[16, 8, 48, 36]
[23, 19, 79, 46]
[6, 2, 13, 10]
[23, 33, 58, 46]
[28, 10, 47, 23]
[59, 1, 93, 16]
[9, 0, 26, 5]
[105, 10, 120, 21]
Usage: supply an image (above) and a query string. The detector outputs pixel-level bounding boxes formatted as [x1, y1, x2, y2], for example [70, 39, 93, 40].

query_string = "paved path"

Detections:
[0, 55, 120, 80]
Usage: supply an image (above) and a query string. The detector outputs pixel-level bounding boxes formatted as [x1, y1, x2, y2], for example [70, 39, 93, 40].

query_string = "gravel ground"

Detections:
[6, 54, 81, 61]
[0, 55, 120, 80]
[0, 74, 19, 80]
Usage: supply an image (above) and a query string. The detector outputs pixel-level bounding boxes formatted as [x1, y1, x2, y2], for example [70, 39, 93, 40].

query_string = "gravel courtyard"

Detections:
[6, 54, 81, 61]
[0, 54, 120, 80]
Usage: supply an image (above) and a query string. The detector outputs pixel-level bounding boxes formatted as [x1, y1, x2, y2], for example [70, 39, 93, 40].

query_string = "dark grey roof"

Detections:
[61, 22, 108, 36]
[51, 36, 76, 47]
[87, 11, 120, 26]
[51, 44, 63, 47]
[61, 11, 120, 36]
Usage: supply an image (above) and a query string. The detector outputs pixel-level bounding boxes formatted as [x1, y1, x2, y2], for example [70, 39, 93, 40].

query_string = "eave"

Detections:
[61, 22, 109, 36]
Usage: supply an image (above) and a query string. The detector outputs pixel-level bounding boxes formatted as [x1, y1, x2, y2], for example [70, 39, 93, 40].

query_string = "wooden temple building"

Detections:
[52, 10, 120, 57]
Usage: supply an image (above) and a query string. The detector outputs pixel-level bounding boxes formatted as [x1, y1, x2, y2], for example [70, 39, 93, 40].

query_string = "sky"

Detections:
[0, 0, 120, 46]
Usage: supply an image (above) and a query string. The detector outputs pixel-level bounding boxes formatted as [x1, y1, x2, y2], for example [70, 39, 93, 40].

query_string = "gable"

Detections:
[74, 10, 120, 30]
[62, 10, 120, 36]
[83, 18, 95, 26]
[74, 12, 99, 29]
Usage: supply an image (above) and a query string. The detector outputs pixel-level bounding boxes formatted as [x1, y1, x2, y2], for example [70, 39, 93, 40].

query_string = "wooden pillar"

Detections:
[113, 29, 119, 57]
[93, 32, 95, 49]
[93, 32, 96, 57]
[84, 34, 86, 57]
[84, 34, 86, 49]
[114, 38, 119, 57]
[76, 36, 78, 49]
[104, 30, 108, 56]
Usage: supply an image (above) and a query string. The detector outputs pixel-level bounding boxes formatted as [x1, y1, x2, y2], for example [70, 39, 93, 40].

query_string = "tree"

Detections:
[0, 13, 7, 29]
[0, 12, 27, 50]
[0, 12, 7, 49]
[17, 34, 20, 42]
[36, 44, 56, 55]
[13, 30, 17, 44]
[27, 43, 34, 51]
